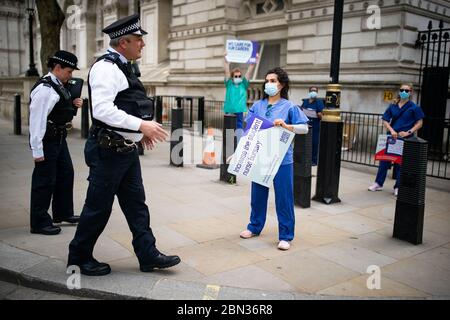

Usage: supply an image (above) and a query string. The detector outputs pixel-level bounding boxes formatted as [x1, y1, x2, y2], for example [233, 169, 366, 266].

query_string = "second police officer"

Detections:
[29, 50, 82, 235]
[68, 14, 181, 276]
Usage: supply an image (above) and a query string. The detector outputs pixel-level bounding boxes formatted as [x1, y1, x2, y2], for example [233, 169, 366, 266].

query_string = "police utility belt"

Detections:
[45, 120, 72, 140]
[91, 126, 137, 154]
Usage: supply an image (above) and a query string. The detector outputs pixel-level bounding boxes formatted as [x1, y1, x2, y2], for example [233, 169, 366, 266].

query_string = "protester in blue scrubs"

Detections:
[368, 83, 424, 196]
[300, 86, 324, 166]
[239, 67, 309, 251]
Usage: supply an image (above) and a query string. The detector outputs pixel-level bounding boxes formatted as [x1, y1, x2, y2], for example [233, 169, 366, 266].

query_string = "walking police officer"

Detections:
[29, 50, 82, 235]
[68, 14, 181, 276]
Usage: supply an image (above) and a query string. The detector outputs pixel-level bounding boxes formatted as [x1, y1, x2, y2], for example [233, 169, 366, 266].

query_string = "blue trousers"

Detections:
[30, 137, 74, 229]
[247, 164, 295, 241]
[234, 112, 244, 130]
[68, 135, 158, 265]
[375, 160, 401, 189]
[311, 119, 320, 165]
[235, 112, 244, 142]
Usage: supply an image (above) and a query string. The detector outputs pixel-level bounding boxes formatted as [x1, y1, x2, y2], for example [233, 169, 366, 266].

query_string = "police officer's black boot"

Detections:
[68, 259, 111, 276]
[53, 215, 80, 224]
[30, 225, 61, 235]
[140, 253, 181, 272]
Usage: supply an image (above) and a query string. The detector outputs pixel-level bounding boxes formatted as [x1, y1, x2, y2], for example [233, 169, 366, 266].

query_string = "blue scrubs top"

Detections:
[301, 98, 324, 121]
[382, 100, 425, 133]
[246, 98, 309, 166]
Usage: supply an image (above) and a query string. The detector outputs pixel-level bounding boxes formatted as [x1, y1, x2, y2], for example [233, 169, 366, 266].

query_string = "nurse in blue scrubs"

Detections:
[300, 86, 324, 166]
[239, 67, 309, 251]
[368, 83, 424, 196]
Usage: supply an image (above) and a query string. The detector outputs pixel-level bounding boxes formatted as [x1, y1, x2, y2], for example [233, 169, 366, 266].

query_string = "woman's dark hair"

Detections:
[46, 58, 69, 71]
[262, 67, 290, 100]
[309, 86, 318, 92]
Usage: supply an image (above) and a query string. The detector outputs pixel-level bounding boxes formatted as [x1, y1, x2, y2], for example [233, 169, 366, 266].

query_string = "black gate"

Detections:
[415, 20, 450, 161]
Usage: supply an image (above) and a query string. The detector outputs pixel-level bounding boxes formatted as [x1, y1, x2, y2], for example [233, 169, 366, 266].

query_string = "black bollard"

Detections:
[81, 98, 89, 139]
[186, 97, 193, 128]
[14, 94, 21, 135]
[220, 114, 237, 184]
[312, 121, 343, 204]
[170, 99, 183, 167]
[294, 128, 312, 208]
[198, 97, 205, 136]
[393, 137, 428, 245]
[155, 96, 163, 124]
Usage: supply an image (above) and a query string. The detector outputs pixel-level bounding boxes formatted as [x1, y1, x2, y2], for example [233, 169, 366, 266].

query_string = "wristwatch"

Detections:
[407, 130, 413, 135]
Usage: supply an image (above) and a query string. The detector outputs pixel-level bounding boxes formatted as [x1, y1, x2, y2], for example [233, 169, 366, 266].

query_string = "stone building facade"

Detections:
[1, 0, 449, 115]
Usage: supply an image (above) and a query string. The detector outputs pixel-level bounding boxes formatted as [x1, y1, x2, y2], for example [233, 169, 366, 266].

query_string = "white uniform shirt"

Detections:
[29, 72, 64, 158]
[89, 47, 143, 142]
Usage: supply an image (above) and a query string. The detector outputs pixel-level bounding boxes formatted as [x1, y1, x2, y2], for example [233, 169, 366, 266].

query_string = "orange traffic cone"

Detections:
[197, 127, 220, 169]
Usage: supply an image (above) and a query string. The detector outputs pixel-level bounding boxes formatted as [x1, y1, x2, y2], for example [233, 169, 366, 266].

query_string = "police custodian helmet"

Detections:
[102, 14, 148, 39]
[48, 50, 80, 70]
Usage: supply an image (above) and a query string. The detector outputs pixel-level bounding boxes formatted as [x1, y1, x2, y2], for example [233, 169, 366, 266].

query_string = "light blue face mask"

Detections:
[264, 82, 279, 97]
[309, 91, 318, 99]
[399, 91, 410, 100]
[233, 78, 242, 85]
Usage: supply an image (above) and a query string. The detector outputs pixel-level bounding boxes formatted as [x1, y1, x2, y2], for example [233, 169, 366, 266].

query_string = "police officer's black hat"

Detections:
[102, 14, 148, 39]
[48, 50, 79, 70]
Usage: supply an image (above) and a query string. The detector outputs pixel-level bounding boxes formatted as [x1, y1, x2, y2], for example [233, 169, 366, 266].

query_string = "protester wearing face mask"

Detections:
[300, 86, 324, 166]
[223, 51, 259, 140]
[368, 83, 424, 197]
[239, 67, 309, 251]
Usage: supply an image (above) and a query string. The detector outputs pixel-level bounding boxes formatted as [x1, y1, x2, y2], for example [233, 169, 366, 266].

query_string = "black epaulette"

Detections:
[98, 52, 122, 65]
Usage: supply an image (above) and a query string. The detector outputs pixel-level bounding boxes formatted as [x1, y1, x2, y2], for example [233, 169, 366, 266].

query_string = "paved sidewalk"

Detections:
[0, 117, 449, 300]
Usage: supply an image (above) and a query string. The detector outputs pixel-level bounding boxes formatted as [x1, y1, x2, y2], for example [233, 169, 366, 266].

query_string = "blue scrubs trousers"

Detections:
[247, 164, 295, 241]
[235, 112, 244, 142]
[375, 160, 400, 189]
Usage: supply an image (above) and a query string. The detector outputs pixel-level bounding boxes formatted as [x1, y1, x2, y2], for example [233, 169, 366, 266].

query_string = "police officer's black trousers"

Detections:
[30, 137, 74, 229]
[68, 135, 159, 266]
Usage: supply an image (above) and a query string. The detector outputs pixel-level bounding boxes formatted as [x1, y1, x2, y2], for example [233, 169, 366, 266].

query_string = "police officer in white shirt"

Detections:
[68, 14, 181, 276]
[29, 50, 82, 236]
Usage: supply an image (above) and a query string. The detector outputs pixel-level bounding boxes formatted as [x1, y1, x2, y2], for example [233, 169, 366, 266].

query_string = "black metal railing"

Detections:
[157, 95, 206, 130]
[204, 100, 225, 131]
[340, 111, 384, 167]
[340, 111, 450, 180]
[420, 117, 450, 179]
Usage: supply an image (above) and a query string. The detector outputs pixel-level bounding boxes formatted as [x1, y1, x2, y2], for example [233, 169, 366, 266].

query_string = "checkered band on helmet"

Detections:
[110, 22, 140, 39]
[51, 56, 76, 68]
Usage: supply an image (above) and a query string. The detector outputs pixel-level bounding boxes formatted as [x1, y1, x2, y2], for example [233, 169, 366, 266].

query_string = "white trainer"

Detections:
[368, 182, 383, 192]
[277, 240, 290, 250]
[240, 230, 257, 239]
[394, 188, 398, 197]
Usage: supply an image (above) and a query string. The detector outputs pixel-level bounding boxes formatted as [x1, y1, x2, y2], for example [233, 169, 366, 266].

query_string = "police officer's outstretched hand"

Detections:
[140, 136, 154, 150]
[139, 120, 169, 145]
[73, 98, 83, 108]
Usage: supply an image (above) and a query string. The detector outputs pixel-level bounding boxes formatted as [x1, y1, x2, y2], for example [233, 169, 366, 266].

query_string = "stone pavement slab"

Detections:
[317, 275, 430, 298]
[0, 117, 450, 299]
[256, 250, 360, 293]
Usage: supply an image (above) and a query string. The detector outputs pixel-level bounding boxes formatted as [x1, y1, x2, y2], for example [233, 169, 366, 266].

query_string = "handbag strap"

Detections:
[390, 102, 411, 128]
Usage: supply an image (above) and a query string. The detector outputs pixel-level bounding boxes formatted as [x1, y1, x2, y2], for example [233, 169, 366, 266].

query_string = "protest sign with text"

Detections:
[226, 40, 259, 64]
[228, 115, 294, 187]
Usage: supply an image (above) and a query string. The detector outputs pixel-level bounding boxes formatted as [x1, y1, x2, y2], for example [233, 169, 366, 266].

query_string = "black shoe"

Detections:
[54, 215, 80, 224]
[69, 259, 111, 276]
[30, 225, 61, 235]
[140, 253, 181, 272]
